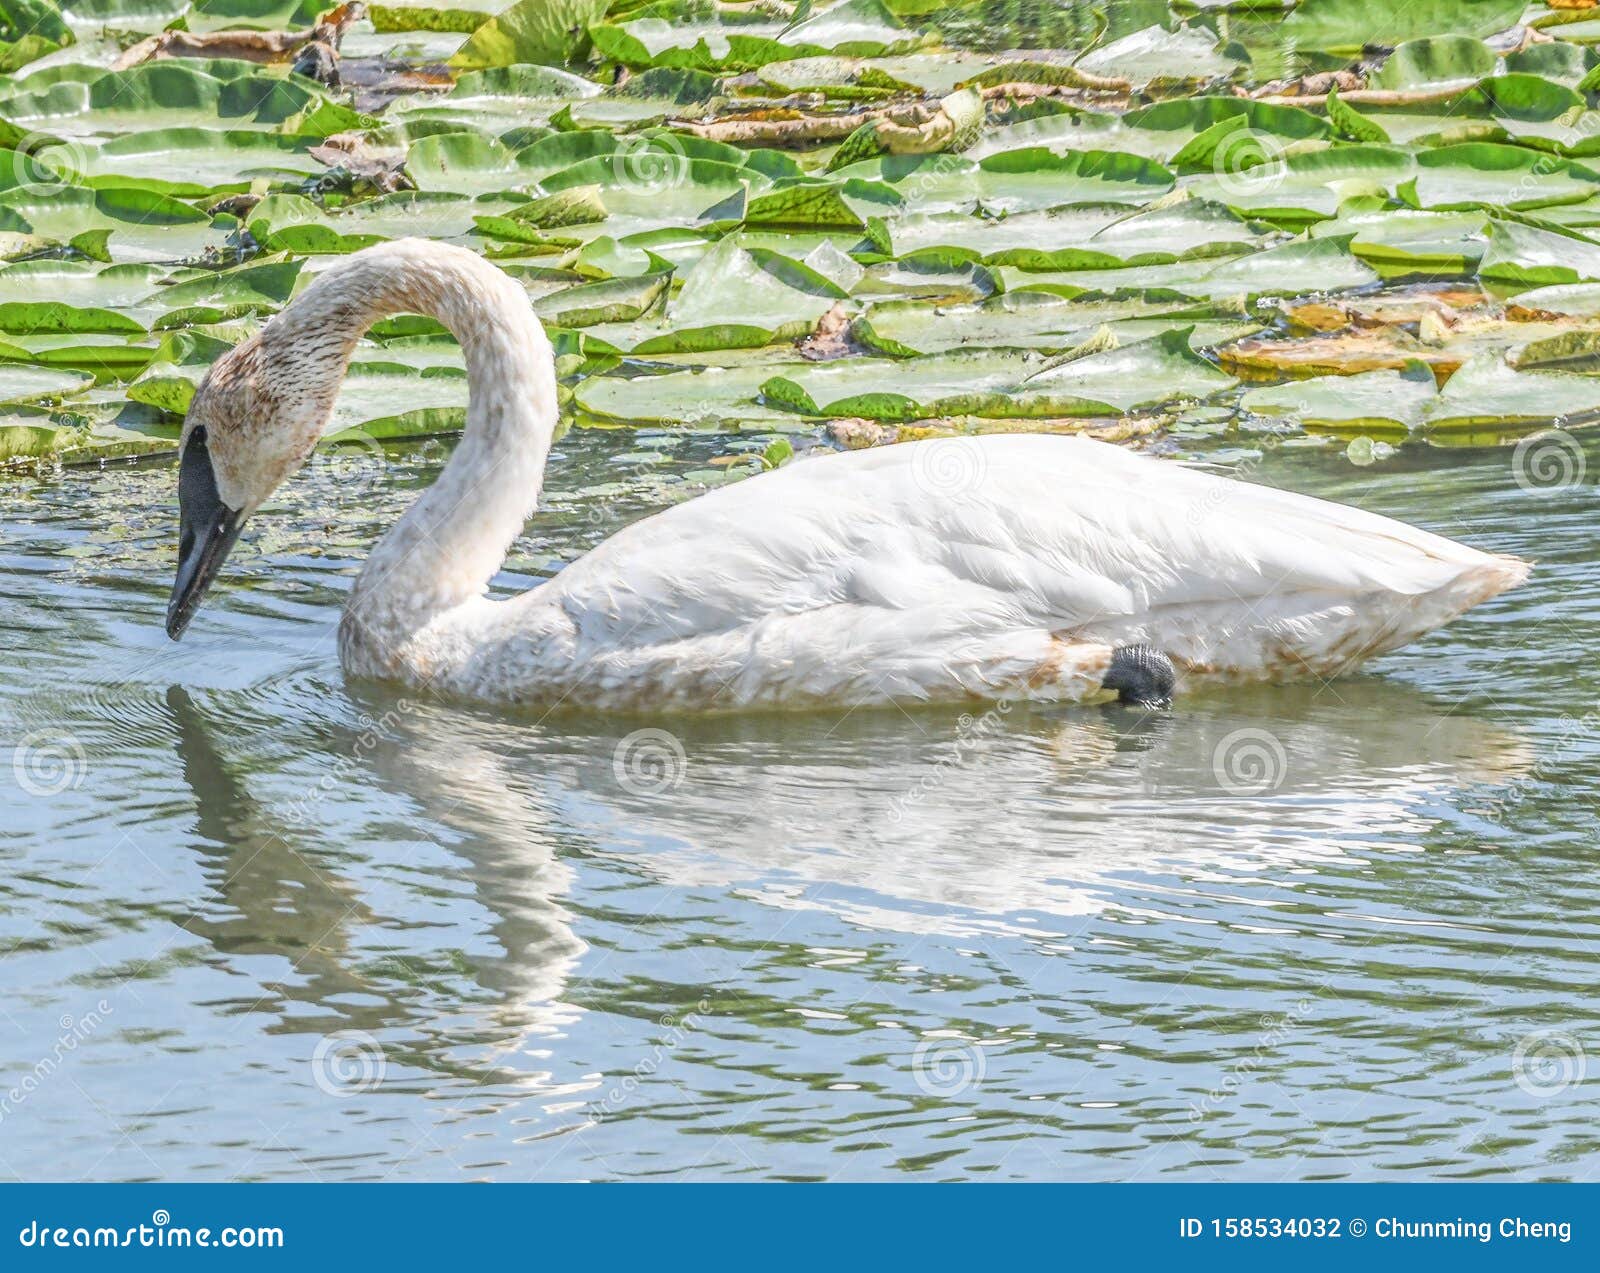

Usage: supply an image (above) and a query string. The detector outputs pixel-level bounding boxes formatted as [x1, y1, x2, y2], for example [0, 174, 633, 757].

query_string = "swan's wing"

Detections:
[500, 436, 1525, 704]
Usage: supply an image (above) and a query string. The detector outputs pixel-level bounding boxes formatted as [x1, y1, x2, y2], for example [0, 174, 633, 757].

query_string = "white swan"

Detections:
[166, 239, 1529, 711]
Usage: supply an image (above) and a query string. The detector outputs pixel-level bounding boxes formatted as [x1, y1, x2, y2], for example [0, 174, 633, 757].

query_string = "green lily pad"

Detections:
[449, 0, 607, 69]
[0, 183, 222, 262]
[762, 327, 1234, 419]
[0, 62, 320, 136]
[591, 235, 845, 353]
[1424, 354, 1600, 438]
[574, 360, 814, 428]
[0, 361, 93, 405]
[1129, 96, 1332, 163]
[1283, 0, 1524, 55]
[406, 129, 528, 195]
[855, 291, 1242, 356]
[1506, 281, 1600, 316]
[0, 0, 72, 72]
[534, 271, 670, 327]
[1004, 234, 1378, 301]
[390, 64, 602, 132]
[759, 50, 1011, 97]
[1075, 24, 1241, 88]
[370, 0, 505, 34]
[1242, 366, 1437, 439]
[64, 128, 323, 197]
[1311, 205, 1488, 277]
[0, 258, 165, 314]
[841, 147, 1175, 215]
[591, 0, 920, 72]
[874, 198, 1261, 271]
[1478, 220, 1600, 289]
[326, 363, 471, 438]
[1408, 145, 1600, 212]
[1370, 35, 1498, 89]
[249, 191, 480, 254]
[1185, 145, 1415, 224]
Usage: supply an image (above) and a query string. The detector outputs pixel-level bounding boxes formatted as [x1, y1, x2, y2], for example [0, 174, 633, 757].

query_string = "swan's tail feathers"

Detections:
[1156, 551, 1532, 686]
[1465, 553, 1529, 607]
[1440, 553, 1532, 618]
[1354, 552, 1531, 669]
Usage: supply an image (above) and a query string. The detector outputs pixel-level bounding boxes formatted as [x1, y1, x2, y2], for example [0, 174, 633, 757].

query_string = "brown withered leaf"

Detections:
[1279, 288, 1489, 334]
[1221, 331, 1452, 380]
[308, 131, 411, 193]
[797, 303, 859, 361]
[827, 414, 1163, 449]
[1243, 69, 1362, 100]
[681, 109, 867, 146]
[208, 193, 263, 219]
[114, 1, 366, 68]
[1223, 312, 1600, 381]
[337, 60, 455, 113]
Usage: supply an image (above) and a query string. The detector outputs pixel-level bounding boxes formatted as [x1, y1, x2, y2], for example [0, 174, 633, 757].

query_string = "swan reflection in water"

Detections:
[361, 677, 1530, 941]
[165, 686, 585, 1091]
[166, 677, 1532, 1094]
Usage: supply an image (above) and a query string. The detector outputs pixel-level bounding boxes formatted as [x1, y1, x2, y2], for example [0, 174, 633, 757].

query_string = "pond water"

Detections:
[2, 427, 1597, 1182]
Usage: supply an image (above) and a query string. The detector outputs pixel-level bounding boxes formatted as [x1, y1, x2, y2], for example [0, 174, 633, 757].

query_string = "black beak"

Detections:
[167, 427, 245, 641]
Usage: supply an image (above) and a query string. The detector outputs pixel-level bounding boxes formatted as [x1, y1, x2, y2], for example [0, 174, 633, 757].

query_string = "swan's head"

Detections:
[167, 333, 341, 639]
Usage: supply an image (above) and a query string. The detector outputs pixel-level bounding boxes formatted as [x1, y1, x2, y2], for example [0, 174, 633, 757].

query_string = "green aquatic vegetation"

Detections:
[0, 0, 73, 72]
[854, 291, 1247, 355]
[63, 129, 327, 197]
[1, 0, 1600, 462]
[1281, 0, 1525, 55]
[762, 328, 1235, 420]
[0, 362, 93, 405]
[1076, 23, 1242, 89]
[1241, 365, 1437, 441]
[1423, 354, 1600, 441]
[450, 0, 608, 69]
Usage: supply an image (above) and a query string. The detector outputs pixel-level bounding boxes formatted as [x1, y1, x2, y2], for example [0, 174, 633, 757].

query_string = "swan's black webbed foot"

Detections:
[1102, 645, 1176, 708]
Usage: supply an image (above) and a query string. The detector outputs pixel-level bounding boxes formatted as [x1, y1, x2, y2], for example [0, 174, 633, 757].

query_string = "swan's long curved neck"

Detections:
[271, 241, 558, 676]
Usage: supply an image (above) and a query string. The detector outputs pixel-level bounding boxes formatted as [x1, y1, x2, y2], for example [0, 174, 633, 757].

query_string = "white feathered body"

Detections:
[217, 242, 1517, 712]
[361, 434, 1527, 711]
